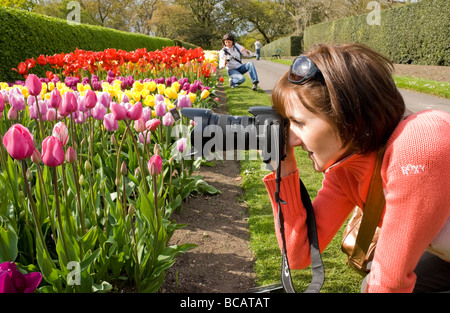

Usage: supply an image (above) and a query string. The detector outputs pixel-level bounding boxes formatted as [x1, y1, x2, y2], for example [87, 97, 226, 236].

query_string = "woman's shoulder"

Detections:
[389, 110, 450, 145]
[384, 110, 450, 172]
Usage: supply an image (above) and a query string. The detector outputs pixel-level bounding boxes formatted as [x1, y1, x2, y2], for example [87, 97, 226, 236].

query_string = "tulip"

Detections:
[201, 89, 210, 99]
[25, 74, 42, 97]
[92, 102, 107, 120]
[61, 91, 77, 115]
[110, 101, 127, 120]
[162, 112, 174, 126]
[9, 93, 26, 111]
[41, 136, 65, 167]
[46, 108, 56, 121]
[145, 118, 161, 132]
[127, 101, 143, 121]
[7, 107, 17, 120]
[177, 94, 192, 109]
[52, 122, 69, 146]
[0, 262, 42, 293]
[97, 92, 111, 108]
[142, 106, 151, 122]
[176, 138, 187, 153]
[139, 131, 151, 144]
[84, 89, 97, 109]
[31, 148, 41, 164]
[50, 89, 62, 109]
[134, 117, 146, 133]
[103, 113, 119, 131]
[154, 101, 166, 117]
[0, 94, 4, 112]
[148, 155, 163, 176]
[65, 146, 77, 164]
[2, 124, 35, 160]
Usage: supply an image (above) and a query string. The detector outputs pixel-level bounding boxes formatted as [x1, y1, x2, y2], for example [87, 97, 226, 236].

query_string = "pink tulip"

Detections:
[154, 101, 166, 117]
[139, 131, 151, 144]
[92, 102, 106, 120]
[31, 148, 41, 164]
[145, 118, 161, 132]
[134, 117, 146, 133]
[127, 101, 143, 121]
[142, 107, 151, 122]
[49, 89, 62, 109]
[177, 94, 192, 109]
[52, 122, 69, 146]
[41, 136, 65, 167]
[0, 94, 4, 112]
[0, 261, 42, 293]
[46, 108, 56, 121]
[110, 102, 127, 120]
[98, 92, 111, 108]
[61, 91, 77, 115]
[162, 112, 174, 126]
[7, 107, 17, 120]
[176, 138, 187, 153]
[2, 124, 35, 160]
[84, 90, 97, 109]
[103, 113, 119, 131]
[25, 74, 42, 97]
[9, 93, 25, 111]
[148, 155, 163, 176]
[65, 146, 77, 164]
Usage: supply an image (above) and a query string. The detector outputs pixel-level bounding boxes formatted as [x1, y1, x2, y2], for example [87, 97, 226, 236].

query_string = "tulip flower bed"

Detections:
[0, 47, 221, 292]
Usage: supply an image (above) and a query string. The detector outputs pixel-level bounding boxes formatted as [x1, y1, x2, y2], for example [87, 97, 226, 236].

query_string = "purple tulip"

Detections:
[0, 262, 42, 293]
[154, 101, 166, 117]
[177, 94, 192, 108]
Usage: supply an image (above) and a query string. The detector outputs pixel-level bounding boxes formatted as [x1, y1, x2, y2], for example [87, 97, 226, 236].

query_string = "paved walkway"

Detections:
[244, 59, 450, 113]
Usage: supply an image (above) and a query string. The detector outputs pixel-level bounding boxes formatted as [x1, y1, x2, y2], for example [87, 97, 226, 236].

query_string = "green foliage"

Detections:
[0, 6, 175, 82]
[260, 36, 303, 58]
[303, 0, 450, 65]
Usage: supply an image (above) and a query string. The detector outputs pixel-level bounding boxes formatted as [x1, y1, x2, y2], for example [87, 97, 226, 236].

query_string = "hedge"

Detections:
[0, 7, 193, 82]
[303, 0, 450, 66]
[260, 36, 303, 58]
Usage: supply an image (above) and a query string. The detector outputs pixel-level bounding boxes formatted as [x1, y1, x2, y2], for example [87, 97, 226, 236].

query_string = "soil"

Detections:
[160, 85, 257, 293]
[393, 64, 450, 83]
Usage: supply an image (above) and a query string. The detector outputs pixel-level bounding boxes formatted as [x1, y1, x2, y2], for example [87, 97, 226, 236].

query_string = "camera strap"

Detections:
[222, 47, 242, 64]
[275, 162, 325, 293]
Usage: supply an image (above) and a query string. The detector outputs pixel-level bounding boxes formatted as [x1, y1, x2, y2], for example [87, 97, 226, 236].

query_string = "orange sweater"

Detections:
[263, 110, 450, 293]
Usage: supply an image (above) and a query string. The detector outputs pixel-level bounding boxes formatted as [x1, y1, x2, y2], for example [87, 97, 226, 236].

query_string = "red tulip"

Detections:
[25, 74, 42, 97]
[41, 136, 65, 167]
[148, 155, 162, 176]
[2, 124, 35, 160]
[145, 118, 161, 132]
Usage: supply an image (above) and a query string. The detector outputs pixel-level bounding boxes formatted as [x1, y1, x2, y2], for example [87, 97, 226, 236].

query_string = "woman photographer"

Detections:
[219, 33, 260, 91]
[263, 43, 450, 293]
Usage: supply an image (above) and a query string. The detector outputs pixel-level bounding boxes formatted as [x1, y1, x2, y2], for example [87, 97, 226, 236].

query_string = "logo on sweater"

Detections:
[401, 164, 425, 175]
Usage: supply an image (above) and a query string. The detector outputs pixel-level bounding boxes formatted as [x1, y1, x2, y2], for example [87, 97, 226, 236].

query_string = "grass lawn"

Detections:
[270, 58, 450, 99]
[221, 71, 362, 293]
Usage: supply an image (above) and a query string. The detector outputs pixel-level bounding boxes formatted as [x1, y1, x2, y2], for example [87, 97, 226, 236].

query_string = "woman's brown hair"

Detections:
[272, 43, 405, 154]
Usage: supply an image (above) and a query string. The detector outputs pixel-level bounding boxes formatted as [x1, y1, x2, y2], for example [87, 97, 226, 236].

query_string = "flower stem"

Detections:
[20, 160, 50, 257]
[71, 162, 86, 235]
[124, 120, 148, 195]
[51, 166, 70, 261]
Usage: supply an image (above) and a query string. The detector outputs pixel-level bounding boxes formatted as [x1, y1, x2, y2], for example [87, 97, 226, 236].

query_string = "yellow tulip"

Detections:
[48, 82, 55, 91]
[143, 95, 155, 107]
[201, 89, 210, 99]
[133, 81, 144, 92]
[140, 88, 150, 99]
[77, 83, 85, 92]
[188, 92, 196, 103]
[171, 81, 180, 93]
[0, 82, 8, 90]
[157, 84, 165, 95]
[145, 81, 157, 92]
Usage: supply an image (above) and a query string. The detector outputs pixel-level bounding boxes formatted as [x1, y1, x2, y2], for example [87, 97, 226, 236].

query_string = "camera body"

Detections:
[180, 106, 288, 167]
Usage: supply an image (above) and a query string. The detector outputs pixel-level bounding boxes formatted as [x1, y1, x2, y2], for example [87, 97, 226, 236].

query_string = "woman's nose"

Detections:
[288, 127, 302, 147]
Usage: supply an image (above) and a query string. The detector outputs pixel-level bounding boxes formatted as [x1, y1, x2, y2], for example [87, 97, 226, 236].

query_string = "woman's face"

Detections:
[285, 99, 352, 172]
[223, 40, 233, 49]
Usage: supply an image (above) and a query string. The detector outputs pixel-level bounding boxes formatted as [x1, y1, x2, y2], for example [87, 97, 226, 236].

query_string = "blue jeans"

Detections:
[255, 49, 260, 60]
[227, 62, 259, 87]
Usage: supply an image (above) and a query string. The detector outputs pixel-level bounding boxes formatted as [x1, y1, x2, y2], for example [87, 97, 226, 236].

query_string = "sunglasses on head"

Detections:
[288, 55, 325, 85]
